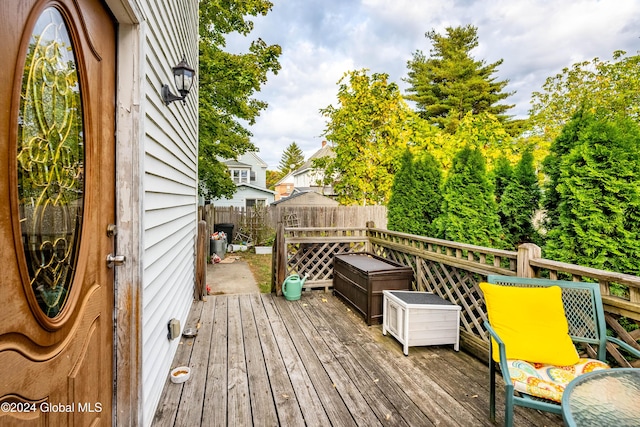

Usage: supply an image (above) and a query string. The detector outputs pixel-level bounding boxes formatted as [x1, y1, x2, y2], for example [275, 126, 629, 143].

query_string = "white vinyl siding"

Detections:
[138, 0, 199, 425]
[217, 185, 275, 208]
[293, 167, 325, 188]
[214, 152, 273, 207]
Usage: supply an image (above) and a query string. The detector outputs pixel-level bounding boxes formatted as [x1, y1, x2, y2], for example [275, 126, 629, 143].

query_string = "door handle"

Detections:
[106, 254, 126, 268]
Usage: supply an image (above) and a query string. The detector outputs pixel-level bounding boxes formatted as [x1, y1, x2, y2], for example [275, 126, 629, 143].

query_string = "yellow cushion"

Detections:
[480, 282, 579, 366]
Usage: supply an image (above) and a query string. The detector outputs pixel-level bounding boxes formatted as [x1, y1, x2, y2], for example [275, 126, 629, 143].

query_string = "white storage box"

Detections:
[382, 290, 461, 355]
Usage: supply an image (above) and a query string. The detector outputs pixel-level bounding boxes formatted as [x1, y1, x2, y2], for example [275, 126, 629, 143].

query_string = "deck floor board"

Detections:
[239, 295, 279, 426]
[202, 295, 228, 427]
[153, 293, 563, 427]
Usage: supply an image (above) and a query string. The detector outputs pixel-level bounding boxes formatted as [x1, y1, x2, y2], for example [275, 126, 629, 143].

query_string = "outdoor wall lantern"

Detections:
[162, 56, 195, 105]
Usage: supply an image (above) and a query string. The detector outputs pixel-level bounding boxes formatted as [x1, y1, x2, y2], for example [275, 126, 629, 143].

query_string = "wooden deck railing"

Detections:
[272, 225, 370, 292]
[273, 223, 640, 367]
[524, 255, 640, 367]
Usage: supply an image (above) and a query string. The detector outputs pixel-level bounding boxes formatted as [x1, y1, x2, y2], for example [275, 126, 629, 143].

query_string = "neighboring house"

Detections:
[215, 151, 276, 207]
[271, 190, 340, 207]
[274, 171, 295, 201]
[1, 1, 198, 426]
[292, 140, 336, 196]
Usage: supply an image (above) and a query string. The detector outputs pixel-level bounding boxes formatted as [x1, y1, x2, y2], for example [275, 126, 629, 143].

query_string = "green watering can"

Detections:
[282, 274, 306, 301]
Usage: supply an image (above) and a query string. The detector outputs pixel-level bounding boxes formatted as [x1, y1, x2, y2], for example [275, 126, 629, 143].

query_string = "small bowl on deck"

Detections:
[182, 328, 198, 338]
[170, 366, 191, 384]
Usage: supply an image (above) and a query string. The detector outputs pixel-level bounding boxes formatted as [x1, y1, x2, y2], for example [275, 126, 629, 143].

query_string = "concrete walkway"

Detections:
[206, 256, 260, 295]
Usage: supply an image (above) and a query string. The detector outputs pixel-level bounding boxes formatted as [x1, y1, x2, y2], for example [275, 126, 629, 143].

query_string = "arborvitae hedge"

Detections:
[388, 150, 442, 236]
[492, 155, 513, 205]
[544, 112, 640, 275]
[542, 108, 591, 231]
[436, 146, 503, 247]
[499, 149, 541, 247]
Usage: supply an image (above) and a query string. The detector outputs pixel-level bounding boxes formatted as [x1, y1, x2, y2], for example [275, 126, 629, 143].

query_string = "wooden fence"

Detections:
[272, 224, 640, 366]
[268, 205, 387, 228]
[198, 204, 387, 241]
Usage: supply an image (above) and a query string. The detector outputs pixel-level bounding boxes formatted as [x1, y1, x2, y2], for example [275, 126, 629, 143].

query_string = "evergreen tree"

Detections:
[544, 112, 640, 275]
[388, 150, 442, 236]
[542, 108, 591, 231]
[278, 142, 305, 175]
[435, 146, 503, 246]
[492, 155, 513, 206]
[405, 25, 520, 135]
[499, 149, 541, 247]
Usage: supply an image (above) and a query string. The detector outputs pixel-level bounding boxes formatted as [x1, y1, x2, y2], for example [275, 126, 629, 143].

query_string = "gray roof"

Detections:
[235, 183, 276, 195]
[224, 160, 251, 168]
[271, 189, 338, 206]
[293, 144, 335, 176]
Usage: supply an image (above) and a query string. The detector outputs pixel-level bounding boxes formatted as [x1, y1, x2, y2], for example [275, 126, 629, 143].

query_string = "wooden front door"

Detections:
[0, 0, 116, 425]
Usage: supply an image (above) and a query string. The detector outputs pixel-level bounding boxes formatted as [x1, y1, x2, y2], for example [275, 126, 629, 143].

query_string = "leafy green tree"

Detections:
[416, 112, 516, 175]
[266, 170, 281, 190]
[319, 69, 421, 205]
[530, 51, 640, 145]
[544, 112, 640, 275]
[499, 149, 541, 246]
[435, 146, 503, 246]
[198, 0, 282, 199]
[278, 142, 305, 174]
[454, 112, 517, 170]
[388, 150, 442, 236]
[405, 25, 520, 135]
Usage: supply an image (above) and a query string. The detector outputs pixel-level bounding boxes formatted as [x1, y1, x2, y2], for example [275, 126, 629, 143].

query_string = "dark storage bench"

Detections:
[333, 253, 413, 325]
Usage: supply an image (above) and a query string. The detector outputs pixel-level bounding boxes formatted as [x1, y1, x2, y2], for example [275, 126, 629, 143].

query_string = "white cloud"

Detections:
[251, 40, 355, 167]
[234, 0, 640, 169]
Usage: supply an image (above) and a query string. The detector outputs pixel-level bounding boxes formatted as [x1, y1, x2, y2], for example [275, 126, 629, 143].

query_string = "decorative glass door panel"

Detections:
[17, 7, 84, 319]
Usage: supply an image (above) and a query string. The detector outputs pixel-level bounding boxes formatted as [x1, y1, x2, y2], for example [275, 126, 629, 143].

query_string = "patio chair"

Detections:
[481, 275, 640, 427]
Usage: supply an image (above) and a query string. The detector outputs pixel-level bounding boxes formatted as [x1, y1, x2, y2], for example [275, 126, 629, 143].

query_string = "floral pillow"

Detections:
[506, 358, 609, 402]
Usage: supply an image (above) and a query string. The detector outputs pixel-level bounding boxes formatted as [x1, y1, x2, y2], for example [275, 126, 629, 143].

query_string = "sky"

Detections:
[227, 0, 640, 170]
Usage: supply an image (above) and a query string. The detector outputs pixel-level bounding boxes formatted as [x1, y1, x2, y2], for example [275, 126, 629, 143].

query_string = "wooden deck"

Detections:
[153, 293, 562, 426]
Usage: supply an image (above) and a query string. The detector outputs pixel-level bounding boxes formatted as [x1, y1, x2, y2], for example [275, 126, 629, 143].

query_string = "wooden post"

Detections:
[275, 222, 286, 295]
[366, 221, 375, 253]
[517, 243, 541, 278]
[195, 220, 208, 299]
[270, 222, 279, 293]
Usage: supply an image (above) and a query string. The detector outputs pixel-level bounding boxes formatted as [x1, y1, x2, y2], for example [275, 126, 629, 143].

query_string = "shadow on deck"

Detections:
[153, 293, 562, 426]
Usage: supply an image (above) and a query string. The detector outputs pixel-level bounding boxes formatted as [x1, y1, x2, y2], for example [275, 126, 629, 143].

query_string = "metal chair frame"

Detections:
[483, 274, 640, 427]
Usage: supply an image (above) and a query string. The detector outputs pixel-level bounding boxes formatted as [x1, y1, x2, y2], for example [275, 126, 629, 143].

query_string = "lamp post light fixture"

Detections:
[161, 56, 195, 105]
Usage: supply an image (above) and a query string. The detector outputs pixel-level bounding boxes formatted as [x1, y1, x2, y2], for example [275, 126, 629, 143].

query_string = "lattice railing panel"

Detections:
[369, 228, 517, 275]
[372, 246, 418, 288]
[372, 243, 490, 342]
[421, 260, 489, 342]
[286, 241, 367, 282]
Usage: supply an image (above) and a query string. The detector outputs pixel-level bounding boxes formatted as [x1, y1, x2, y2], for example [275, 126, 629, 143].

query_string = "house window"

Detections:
[246, 199, 266, 208]
[230, 168, 249, 184]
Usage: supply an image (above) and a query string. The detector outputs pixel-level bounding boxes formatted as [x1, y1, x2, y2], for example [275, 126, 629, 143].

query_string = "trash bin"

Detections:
[214, 223, 234, 243]
[211, 238, 227, 259]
